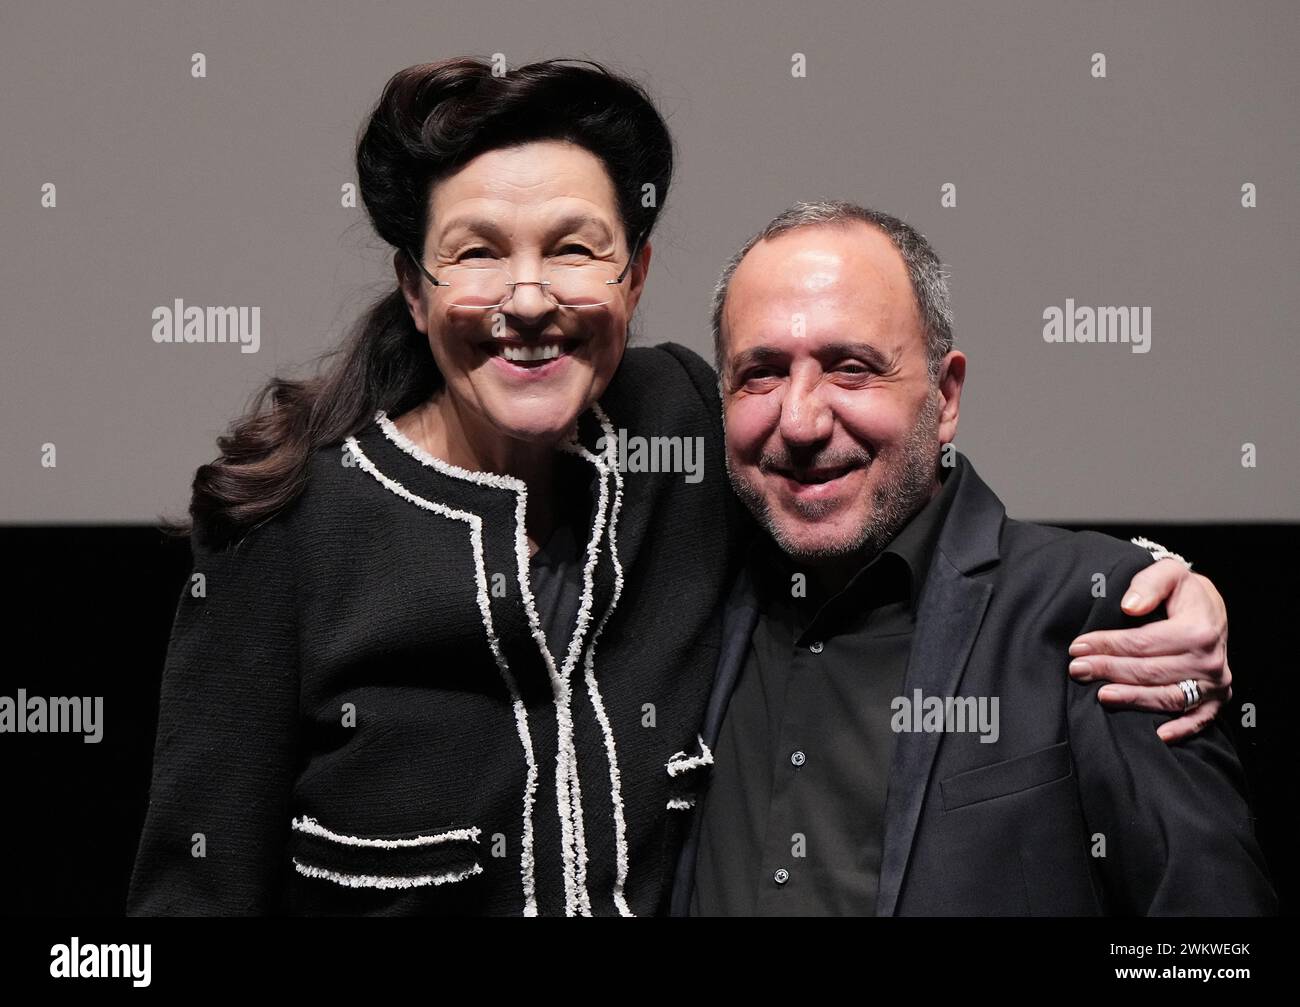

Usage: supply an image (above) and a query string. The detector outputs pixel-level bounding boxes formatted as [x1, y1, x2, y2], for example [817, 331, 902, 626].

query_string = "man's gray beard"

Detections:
[727, 391, 943, 563]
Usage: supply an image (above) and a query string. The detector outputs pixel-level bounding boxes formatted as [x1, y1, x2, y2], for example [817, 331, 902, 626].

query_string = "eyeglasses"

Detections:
[405, 229, 645, 309]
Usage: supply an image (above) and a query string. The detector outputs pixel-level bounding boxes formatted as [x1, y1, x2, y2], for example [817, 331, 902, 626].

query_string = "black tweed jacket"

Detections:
[126, 342, 743, 916]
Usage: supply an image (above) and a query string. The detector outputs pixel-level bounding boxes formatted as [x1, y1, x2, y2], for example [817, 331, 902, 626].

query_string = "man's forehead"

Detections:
[735, 222, 908, 294]
[725, 223, 917, 340]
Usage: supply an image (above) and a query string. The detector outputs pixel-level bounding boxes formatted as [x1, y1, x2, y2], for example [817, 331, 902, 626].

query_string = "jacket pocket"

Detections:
[288, 814, 483, 890]
[940, 741, 1073, 812]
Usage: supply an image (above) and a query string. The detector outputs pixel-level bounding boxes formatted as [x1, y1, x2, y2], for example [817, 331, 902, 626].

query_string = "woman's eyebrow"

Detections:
[436, 216, 508, 243]
[545, 213, 616, 243]
[435, 213, 616, 245]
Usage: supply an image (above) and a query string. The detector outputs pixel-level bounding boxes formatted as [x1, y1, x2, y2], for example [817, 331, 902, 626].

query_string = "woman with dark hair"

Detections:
[128, 57, 736, 917]
[126, 57, 1232, 916]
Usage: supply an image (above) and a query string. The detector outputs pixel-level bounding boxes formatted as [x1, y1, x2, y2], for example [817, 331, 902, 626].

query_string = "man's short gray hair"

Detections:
[710, 200, 953, 381]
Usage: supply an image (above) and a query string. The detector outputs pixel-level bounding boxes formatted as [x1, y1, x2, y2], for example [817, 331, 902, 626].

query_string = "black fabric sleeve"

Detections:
[656, 340, 759, 573]
[126, 517, 301, 915]
[1067, 547, 1277, 915]
[657, 341, 722, 418]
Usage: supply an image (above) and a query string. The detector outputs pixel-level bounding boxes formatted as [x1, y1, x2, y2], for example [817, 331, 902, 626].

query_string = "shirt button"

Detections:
[809, 640, 824, 654]
[773, 868, 790, 885]
[790, 750, 806, 767]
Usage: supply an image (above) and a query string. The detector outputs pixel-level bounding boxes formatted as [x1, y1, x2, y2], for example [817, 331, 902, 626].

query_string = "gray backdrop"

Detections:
[3, 0, 1296, 523]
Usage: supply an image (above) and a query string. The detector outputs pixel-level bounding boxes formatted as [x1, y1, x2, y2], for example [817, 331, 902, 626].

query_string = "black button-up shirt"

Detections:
[691, 461, 960, 915]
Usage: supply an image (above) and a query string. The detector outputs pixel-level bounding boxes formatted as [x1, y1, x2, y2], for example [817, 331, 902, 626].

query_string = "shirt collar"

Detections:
[749, 455, 963, 614]
[881, 457, 961, 610]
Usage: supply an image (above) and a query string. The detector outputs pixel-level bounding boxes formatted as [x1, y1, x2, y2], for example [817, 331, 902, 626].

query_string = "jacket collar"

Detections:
[343, 403, 626, 692]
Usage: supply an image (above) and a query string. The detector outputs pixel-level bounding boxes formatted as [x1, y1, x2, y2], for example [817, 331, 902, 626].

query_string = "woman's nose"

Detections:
[501, 278, 556, 324]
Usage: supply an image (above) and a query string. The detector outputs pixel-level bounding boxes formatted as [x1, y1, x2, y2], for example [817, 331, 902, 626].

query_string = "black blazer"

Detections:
[672, 453, 1277, 916]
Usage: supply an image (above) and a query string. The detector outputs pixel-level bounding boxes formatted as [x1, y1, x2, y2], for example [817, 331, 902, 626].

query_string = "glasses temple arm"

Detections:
[612, 229, 647, 284]
[405, 247, 446, 287]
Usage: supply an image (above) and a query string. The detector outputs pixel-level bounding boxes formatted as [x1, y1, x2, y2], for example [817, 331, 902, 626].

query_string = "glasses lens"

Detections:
[545, 261, 620, 307]
[440, 263, 509, 308]
[438, 260, 623, 308]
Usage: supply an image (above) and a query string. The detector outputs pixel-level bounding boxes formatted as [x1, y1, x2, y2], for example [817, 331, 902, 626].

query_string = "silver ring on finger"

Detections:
[1177, 678, 1202, 711]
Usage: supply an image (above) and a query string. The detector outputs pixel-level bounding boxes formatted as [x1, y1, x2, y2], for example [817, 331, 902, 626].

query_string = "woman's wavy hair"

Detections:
[160, 57, 674, 547]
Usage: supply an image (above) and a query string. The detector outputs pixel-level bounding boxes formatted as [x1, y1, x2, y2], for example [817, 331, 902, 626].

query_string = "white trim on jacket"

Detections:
[344, 431, 542, 916]
[364, 406, 629, 917]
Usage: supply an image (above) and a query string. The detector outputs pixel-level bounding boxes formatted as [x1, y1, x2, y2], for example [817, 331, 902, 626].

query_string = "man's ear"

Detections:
[394, 249, 429, 335]
[936, 350, 966, 444]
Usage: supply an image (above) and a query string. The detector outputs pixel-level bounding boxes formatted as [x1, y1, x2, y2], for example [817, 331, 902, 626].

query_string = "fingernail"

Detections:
[1098, 685, 1116, 700]
[1069, 641, 1092, 656]
[1069, 659, 1092, 676]
[1121, 591, 1142, 609]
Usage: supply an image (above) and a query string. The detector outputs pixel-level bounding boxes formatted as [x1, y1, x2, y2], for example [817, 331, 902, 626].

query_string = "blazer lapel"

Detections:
[702, 563, 761, 750]
[876, 454, 1003, 916]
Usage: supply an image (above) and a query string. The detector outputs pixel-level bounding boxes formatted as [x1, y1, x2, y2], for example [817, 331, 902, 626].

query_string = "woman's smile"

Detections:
[480, 335, 582, 377]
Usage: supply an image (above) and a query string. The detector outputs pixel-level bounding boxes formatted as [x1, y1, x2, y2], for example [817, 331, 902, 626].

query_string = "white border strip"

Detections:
[551, 420, 619, 917]
[666, 735, 714, 778]
[291, 815, 480, 848]
[293, 859, 482, 890]
[347, 432, 540, 916]
[570, 402, 634, 916]
[376, 408, 606, 917]
[1131, 535, 1191, 570]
